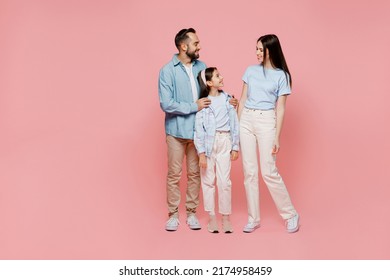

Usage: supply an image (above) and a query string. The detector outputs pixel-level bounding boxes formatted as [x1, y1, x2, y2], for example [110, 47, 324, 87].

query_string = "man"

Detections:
[158, 28, 210, 231]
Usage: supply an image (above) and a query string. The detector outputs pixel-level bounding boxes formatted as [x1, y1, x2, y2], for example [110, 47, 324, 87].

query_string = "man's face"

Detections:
[184, 32, 201, 61]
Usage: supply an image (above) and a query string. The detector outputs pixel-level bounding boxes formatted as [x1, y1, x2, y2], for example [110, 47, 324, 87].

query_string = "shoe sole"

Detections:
[222, 222, 233, 233]
[287, 224, 300, 233]
[189, 226, 201, 230]
[165, 228, 178, 231]
[223, 225, 233, 233]
[287, 227, 299, 233]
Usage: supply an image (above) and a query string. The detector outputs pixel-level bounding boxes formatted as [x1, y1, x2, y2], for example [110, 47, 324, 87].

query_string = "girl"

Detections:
[238, 34, 300, 233]
[194, 67, 239, 233]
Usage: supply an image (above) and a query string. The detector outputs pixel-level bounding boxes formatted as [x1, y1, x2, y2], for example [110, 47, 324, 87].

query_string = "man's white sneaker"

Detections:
[186, 214, 201, 230]
[243, 222, 260, 233]
[165, 216, 179, 231]
[286, 214, 300, 233]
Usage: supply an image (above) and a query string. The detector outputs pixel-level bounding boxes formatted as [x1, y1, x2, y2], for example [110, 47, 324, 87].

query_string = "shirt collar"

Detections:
[172, 54, 197, 67]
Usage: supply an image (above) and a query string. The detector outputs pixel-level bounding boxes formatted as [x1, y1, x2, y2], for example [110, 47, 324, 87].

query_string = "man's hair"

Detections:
[175, 28, 196, 50]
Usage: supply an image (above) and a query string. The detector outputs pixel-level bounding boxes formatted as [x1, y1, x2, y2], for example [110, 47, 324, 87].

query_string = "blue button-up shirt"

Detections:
[158, 55, 207, 139]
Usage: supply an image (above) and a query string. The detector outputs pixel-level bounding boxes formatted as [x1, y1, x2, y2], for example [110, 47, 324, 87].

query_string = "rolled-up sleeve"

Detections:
[194, 110, 206, 154]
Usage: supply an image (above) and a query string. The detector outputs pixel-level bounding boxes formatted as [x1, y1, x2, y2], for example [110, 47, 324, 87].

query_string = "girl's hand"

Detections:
[199, 153, 207, 168]
[230, 151, 239, 161]
[272, 139, 280, 154]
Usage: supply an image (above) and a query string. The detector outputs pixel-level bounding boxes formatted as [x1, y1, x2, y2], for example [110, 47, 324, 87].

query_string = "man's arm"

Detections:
[158, 69, 198, 115]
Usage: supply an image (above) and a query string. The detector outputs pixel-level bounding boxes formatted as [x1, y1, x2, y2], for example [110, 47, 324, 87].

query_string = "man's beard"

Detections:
[186, 49, 199, 61]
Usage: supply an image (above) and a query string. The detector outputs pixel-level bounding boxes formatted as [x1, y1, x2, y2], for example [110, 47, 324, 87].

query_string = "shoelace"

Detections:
[187, 216, 199, 225]
[167, 217, 179, 225]
[247, 223, 257, 227]
[287, 216, 296, 227]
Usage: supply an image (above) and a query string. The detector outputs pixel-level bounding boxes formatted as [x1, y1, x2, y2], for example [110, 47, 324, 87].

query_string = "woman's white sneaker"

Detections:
[243, 222, 260, 233]
[286, 214, 300, 233]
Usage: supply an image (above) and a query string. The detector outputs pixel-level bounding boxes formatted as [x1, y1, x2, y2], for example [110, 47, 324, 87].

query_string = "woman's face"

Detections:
[256, 41, 264, 63]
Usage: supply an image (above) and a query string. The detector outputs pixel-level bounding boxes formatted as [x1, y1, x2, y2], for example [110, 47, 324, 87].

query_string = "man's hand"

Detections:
[197, 98, 211, 111]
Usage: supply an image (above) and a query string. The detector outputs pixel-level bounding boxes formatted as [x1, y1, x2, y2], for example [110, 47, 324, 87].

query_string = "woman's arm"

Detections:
[237, 83, 248, 120]
[273, 95, 287, 154]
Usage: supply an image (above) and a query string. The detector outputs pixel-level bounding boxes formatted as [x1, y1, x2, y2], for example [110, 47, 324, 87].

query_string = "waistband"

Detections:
[216, 130, 230, 134]
[244, 107, 274, 112]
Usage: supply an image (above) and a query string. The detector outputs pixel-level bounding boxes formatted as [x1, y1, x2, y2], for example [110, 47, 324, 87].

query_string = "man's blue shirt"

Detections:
[158, 55, 206, 139]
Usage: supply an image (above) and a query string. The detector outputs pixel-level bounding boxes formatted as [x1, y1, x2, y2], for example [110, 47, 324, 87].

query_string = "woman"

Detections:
[238, 34, 299, 233]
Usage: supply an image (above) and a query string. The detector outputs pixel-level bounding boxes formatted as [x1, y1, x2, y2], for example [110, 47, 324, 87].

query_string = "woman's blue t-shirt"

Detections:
[242, 64, 291, 110]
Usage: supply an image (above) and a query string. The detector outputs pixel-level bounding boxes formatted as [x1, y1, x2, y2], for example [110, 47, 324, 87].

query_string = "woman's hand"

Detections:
[272, 138, 280, 154]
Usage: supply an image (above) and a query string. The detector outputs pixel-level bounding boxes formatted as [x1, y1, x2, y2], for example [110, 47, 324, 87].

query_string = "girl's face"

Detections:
[208, 69, 224, 88]
[256, 41, 268, 64]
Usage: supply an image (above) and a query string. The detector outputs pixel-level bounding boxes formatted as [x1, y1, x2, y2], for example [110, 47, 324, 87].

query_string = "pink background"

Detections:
[1, 0, 390, 259]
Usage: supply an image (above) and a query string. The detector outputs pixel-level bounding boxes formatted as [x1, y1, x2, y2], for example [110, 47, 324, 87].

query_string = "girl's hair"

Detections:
[197, 67, 218, 99]
[258, 34, 292, 86]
